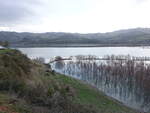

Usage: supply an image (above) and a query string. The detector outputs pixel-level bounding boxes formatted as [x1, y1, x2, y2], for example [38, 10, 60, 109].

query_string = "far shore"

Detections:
[11, 44, 150, 48]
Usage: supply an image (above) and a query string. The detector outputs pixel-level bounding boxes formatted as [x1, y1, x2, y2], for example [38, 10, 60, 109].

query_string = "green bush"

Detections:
[0, 49, 31, 93]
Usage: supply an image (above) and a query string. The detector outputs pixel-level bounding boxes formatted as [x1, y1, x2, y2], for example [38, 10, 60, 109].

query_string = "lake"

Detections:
[18, 47, 150, 112]
[18, 47, 150, 62]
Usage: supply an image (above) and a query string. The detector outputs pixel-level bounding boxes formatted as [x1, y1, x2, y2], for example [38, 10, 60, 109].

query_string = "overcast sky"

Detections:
[0, 0, 150, 33]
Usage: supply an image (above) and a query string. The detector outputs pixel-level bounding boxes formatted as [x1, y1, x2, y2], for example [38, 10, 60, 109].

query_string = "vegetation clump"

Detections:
[0, 41, 9, 48]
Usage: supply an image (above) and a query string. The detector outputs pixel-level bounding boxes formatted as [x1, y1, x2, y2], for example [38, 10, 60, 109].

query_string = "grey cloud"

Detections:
[0, 0, 41, 25]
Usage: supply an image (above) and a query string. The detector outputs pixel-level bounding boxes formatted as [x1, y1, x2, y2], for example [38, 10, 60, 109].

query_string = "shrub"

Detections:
[33, 57, 45, 64]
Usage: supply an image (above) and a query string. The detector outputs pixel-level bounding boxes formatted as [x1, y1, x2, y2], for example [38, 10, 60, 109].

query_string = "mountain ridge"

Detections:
[0, 28, 150, 47]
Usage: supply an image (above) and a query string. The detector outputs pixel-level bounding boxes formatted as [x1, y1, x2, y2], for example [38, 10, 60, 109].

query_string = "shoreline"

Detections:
[12, 45, 150, 48]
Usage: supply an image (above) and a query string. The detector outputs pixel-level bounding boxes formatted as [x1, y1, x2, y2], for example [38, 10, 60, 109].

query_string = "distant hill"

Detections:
[1, 28, 150, 47]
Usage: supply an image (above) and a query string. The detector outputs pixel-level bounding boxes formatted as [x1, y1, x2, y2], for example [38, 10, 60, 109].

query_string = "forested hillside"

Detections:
[0, 28, 150, 47]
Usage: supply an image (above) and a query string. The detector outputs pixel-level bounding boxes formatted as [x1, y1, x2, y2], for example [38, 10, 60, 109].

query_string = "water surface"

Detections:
[18, 47, 150, 62]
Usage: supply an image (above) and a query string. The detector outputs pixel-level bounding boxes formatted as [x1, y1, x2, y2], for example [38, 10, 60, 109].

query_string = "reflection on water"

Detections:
[55, 61, 65, 70]
[52, 58, 150, 112]
[18, 47, 150, 63]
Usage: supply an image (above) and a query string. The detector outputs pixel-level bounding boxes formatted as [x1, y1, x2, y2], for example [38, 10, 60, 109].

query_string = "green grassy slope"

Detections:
[0, 49, 140, 113]
[53, 74, 139, 113]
